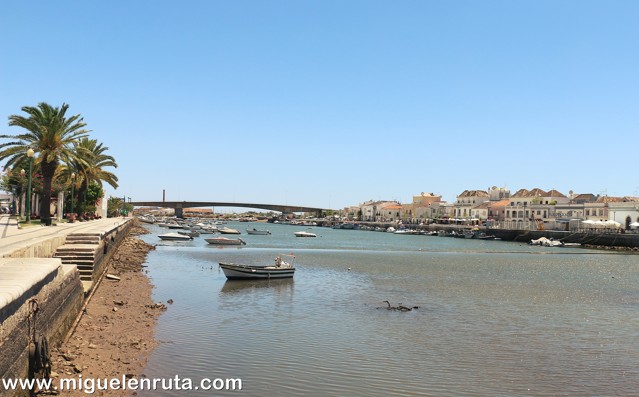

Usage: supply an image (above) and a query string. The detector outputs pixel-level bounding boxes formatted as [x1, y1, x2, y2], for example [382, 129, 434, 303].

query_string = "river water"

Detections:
[136, 222, 639, 396]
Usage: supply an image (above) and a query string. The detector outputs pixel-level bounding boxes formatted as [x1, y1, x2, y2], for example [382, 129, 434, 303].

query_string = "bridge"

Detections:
[129, 201, 332, 218]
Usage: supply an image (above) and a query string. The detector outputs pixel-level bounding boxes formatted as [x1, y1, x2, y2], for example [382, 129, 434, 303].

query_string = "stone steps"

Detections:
[53, 234, 105, 281]
[64, 233, 101, 245]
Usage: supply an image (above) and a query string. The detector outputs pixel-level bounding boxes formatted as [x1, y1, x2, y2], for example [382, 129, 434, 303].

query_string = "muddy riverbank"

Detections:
[47, 223, 163, 396]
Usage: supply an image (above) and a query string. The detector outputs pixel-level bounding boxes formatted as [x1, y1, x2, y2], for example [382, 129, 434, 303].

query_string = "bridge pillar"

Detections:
[175, 206, 183, 218]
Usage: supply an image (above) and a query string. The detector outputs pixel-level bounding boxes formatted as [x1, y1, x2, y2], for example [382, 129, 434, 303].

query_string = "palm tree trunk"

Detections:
[40, 160, 56, 225]
[77, 180, 88, 217]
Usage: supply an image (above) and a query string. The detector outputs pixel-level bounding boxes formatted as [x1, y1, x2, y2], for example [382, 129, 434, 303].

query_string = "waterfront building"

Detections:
[402, 192, 442, 223]
[378, 202, 402, 222]
[341, 206, 360, 220]
[427, 201, 454, 222]
[504, 188, 569, 230]
[453, 190, 489, 220]
[470, 201, 490, 221]
[605, 197, 639, 229]
[359, 200, 398, 222]
[487, 199, 509, 222]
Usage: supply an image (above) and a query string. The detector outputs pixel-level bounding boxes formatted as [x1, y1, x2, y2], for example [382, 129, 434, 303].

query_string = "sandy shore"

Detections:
[48, 223, 163, 396]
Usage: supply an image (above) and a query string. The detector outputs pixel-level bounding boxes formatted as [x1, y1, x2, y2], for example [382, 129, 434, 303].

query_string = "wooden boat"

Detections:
[218, 227, 241, 235]
[205, 237, 246, 245]
[158, 232, 192, 241]
[246, 228, 271, 235]
[219, 256, 295, 280]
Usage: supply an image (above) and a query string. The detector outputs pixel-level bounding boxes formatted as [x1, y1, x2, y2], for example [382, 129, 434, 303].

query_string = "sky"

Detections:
[1, 1, 638, 211]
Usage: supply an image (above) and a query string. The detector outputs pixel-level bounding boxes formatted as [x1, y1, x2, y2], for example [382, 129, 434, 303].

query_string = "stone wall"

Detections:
[0, 220, 132, 397]
[0, 264, 83, 397]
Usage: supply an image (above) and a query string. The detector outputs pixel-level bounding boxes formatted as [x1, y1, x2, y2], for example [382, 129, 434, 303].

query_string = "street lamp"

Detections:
[70, 173, 76, 217]
[25, 148, 35, 222]
[20, 169, 25, 217]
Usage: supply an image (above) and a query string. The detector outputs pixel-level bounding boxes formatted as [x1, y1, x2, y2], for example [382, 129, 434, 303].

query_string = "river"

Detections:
[136, 222, 639, 396]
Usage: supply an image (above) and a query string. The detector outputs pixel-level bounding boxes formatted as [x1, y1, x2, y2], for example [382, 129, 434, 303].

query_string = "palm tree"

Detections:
[66, 138, 118, 215]
[0, 103, 90, 225]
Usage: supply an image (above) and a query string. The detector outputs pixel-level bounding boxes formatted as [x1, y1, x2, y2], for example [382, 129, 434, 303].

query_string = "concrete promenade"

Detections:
[0, 214, 130, 258]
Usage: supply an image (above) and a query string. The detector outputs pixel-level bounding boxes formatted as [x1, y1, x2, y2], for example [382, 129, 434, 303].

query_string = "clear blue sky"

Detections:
[2, 1, 638, 210]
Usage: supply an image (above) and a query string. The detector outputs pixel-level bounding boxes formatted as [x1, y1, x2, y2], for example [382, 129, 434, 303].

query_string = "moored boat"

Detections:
[294, 230, 316, 237]
[218, 227, 241, 235]
[158, 232, 193, 241]
[205, 237, 246, 245]
[246, 228, 271, 235]
[219, 255, 295, 280]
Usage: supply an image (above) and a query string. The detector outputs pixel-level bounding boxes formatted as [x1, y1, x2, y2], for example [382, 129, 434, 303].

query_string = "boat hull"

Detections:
[246, 229, 271, 235]
[205, 238, 246, 245]
[219, 263, 295, 280]
[218, 228, 241, 234]
[158, 232, 192, 241]
[294, 232, 316, 237]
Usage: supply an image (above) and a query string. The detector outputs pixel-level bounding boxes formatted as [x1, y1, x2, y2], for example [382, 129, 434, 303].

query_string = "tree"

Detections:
[107, 196, 131, 217]
[66, 137, 118, 215]
[0, 103, 90, 225]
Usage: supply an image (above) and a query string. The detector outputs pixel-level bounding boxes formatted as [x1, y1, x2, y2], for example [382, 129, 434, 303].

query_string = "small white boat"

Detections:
[205, 237, 246, 245]
[218, 227, 241, 235]
[530, 237, 562, 247]
[159, 232, 193, 241]
[198, 227, 218, 234]
[219, 255, 295, 280]
[178, 230, 200, 238]
[294, 230, 317, 237]
[137, 214, 156, 224]
[246, 228, 271, 235]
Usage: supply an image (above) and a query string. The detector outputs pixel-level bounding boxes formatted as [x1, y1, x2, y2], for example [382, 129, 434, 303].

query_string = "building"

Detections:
[359, 200, 398, 222]
[504, 188, 570, 230]
[453, 190, 489, 219]
[402, 192, 442, 223]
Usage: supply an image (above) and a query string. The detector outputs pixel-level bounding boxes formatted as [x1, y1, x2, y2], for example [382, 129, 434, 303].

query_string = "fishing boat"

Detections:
[219, 255, 295, 280]
[158, 232, 193, 241]
[205, 237, 246, 245]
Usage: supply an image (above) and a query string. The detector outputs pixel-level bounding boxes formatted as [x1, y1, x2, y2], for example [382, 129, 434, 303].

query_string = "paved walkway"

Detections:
[0, 214, 130, 258]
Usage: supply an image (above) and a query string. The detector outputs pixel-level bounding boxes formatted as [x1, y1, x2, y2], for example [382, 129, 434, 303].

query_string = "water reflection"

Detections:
[220, 278, 295, 294]
[204, 244, 245, 250]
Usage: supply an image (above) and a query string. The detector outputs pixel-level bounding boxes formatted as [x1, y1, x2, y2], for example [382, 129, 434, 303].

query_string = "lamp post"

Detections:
[70, 173, 76, 218]
[25, 148, 34, 222]
[20, 169, 25, 217]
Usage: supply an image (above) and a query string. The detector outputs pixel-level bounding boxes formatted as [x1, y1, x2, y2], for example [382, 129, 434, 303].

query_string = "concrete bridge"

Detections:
[129, 201, 332, 218]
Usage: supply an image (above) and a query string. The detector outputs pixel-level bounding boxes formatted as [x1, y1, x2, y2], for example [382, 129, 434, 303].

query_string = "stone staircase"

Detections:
[53, 233, 105, 282]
